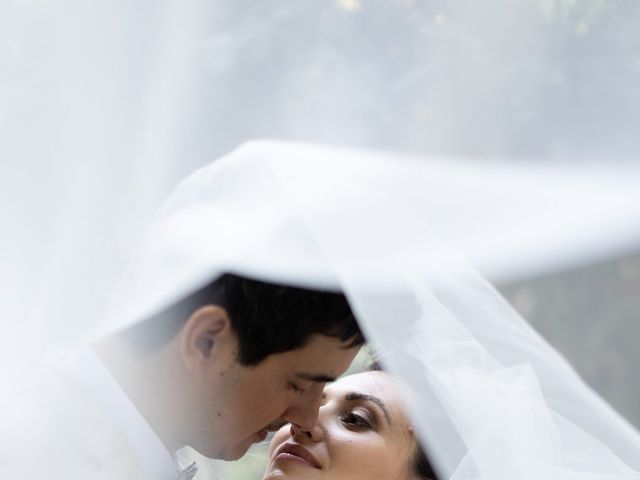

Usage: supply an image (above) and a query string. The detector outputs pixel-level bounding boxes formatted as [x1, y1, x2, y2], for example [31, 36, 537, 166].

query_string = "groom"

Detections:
[96, 272, 363, 468]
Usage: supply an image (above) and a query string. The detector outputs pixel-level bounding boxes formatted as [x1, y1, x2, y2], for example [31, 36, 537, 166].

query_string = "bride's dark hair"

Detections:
[369, 361, 438, 480]
[412, 446, 438, 480]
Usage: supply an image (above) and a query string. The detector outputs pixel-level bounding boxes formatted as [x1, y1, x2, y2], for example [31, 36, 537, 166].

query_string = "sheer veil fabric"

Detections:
[4, 3, 640, 479]
[104, 141, 640, 479]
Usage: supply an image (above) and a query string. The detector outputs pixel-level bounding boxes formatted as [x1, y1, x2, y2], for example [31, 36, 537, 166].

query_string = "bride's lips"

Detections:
[274, 442, 321, 469]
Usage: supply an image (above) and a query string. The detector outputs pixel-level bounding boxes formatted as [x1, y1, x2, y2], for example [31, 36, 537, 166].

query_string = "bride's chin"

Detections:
[263, 470, 287, 480]
[263, 467, 303, 480]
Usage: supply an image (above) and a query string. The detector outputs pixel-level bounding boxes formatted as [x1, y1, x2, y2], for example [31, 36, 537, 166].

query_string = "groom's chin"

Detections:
[190, 427, 267, 461]
[197, 437, 254, 462]
[226, 430, 270, 460]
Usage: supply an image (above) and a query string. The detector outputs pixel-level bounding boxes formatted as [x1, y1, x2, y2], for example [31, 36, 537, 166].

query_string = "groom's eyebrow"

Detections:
[295, 372, 338, 383]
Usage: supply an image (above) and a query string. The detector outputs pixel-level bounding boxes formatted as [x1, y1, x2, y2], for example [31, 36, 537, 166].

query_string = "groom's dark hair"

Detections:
[124, 272, 364, 365]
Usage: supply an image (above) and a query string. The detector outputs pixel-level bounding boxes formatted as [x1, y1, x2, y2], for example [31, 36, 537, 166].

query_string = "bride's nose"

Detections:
[290, 421, 323, 442]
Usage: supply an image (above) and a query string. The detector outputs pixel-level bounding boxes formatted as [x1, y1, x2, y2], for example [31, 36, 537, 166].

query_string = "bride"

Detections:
[263, 367, 438, 480]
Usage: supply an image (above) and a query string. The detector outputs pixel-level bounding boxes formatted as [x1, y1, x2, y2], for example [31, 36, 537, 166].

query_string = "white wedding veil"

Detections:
[3, 2, 640, 479]
[104, 140, 640, 479]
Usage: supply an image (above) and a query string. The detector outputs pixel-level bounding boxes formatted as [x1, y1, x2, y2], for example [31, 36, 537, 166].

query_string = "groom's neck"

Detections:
[93, 335, 187, 454]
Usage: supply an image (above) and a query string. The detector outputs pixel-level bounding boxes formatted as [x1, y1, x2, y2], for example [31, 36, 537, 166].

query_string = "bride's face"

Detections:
[263, 371, 418, 480]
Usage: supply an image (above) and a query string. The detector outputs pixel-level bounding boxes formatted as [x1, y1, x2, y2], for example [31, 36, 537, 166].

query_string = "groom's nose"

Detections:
[282, 386, 324, 431]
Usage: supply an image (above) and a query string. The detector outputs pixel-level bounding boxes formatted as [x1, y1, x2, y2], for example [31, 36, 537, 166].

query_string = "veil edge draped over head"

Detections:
[102, 140, 640, 478]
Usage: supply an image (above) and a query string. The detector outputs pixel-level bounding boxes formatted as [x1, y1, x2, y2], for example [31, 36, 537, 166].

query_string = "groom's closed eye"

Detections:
[288, 381, 306, 393]
[295, 372, 338, 383]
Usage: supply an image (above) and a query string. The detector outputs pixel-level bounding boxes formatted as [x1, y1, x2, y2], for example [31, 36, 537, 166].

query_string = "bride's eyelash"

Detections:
[340, 410, 374, 429]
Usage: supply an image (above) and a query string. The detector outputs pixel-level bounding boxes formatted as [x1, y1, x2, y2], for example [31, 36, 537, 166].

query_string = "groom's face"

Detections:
[189, 330, 360, 460]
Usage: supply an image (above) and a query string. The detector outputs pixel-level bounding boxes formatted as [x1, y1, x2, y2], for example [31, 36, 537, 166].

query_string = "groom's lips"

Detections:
[274, 442, 321, 469]
[255, 429, 269, 442]
[255, 421, 286, 442]
[266, 421, 287, 432]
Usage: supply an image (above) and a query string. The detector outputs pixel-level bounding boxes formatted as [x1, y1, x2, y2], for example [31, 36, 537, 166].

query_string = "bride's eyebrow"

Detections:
[344, 391, 392, 425]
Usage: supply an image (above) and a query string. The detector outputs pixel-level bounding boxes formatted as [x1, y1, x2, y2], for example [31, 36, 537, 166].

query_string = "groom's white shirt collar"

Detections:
[65, 347, 179, 480]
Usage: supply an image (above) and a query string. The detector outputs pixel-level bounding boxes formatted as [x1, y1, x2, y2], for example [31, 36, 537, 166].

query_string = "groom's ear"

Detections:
[179, 305, 236, 371]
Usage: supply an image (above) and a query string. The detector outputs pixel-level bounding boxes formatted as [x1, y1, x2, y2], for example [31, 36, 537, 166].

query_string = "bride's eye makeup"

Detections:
[340, 409, 375, 430]
[336, 390, 391, 431]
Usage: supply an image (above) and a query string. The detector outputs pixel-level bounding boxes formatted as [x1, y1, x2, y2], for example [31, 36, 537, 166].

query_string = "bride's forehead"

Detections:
[325, 371, 394, 396]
